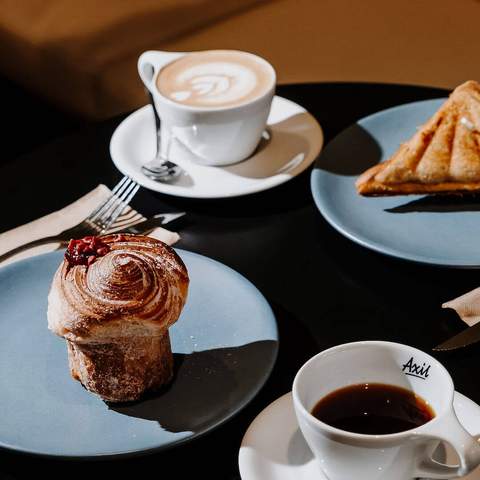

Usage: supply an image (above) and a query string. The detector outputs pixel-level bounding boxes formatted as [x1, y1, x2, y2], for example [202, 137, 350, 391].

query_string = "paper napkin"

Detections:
[0, 184, 179, 266]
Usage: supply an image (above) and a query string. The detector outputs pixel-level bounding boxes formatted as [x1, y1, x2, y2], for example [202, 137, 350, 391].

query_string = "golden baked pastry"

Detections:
[47, 234, 189, 402]
[356, 80, 480, 196]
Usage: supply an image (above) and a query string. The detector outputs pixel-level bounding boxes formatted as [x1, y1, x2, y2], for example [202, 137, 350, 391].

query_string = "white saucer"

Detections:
[110, 96, 323, 199]
[239, 392, 480, 480]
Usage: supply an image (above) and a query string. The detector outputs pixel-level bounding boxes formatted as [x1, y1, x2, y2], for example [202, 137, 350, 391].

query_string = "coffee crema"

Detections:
[156, 50, 274, 108]
[311, 383, 435, 435]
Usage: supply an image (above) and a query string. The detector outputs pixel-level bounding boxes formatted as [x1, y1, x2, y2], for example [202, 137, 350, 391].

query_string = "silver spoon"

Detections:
[141, 91, 183, 182]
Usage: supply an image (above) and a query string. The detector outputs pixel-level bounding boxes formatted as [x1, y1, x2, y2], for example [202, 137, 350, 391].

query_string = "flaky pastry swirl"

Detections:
[48, 234, 189, 342]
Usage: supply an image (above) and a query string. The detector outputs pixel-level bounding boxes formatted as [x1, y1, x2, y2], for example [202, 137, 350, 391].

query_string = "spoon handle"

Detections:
[147, 89, 161, 156]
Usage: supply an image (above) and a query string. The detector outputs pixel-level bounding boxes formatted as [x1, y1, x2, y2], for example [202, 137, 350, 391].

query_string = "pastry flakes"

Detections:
[356, 81, 480, 196]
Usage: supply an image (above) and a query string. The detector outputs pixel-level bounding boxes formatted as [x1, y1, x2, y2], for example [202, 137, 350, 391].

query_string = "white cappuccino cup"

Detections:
[292, 341, 480, 480]
[138, 49, 276, 166]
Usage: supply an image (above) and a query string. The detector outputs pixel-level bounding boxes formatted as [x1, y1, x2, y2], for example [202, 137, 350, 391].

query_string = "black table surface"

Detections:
[1, 82, 479, 480]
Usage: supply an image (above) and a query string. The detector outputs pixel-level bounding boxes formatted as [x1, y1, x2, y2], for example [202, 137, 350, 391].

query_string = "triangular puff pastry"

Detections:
[356, 80, 480, 196]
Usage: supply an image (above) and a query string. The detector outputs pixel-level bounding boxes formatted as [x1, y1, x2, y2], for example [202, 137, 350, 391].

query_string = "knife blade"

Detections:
[113, 212, 186, 235]
[433, 322, 480, 351]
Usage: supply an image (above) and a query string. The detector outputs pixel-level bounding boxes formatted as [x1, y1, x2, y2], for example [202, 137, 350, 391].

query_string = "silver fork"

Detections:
[0, 176, 140, 264]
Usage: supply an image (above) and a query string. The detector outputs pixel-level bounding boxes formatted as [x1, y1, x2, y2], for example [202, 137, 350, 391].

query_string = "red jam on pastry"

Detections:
[65, 236, 111, 267]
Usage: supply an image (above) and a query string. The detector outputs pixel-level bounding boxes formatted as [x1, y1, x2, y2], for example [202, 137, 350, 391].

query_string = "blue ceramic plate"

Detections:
[311, 98, 480, 268]
[0, 250, 278, 458]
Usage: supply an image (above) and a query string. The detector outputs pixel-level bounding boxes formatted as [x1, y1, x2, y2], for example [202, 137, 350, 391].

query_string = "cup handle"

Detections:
[414, 413, 480, 479]
[137, 50, 185, 91]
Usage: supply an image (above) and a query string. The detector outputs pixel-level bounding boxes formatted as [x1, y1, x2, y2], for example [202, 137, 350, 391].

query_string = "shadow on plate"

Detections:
[167, 170, 195, 187]
[287, 427, 315, 465]
[431, 442, 448, 465]
[251, 128, 272, 156]
[286, 426, 450, 470]
[110, 340, 278, 433]
[315, 124, 381, 176]
[223, 113, 316, 179]
[385, 195, 480, 214]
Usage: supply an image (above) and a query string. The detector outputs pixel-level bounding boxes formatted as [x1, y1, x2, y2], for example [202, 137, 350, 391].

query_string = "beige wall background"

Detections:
[164, 0, 480, 89]
[0, 0, 478, 118]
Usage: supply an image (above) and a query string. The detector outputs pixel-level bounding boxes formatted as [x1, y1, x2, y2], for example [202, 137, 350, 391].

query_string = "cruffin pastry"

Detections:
[47, 234, 189, 402]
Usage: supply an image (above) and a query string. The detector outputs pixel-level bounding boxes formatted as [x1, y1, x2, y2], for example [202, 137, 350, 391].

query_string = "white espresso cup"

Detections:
[292, 341, 480, 480]
[137, 49, 276, 166]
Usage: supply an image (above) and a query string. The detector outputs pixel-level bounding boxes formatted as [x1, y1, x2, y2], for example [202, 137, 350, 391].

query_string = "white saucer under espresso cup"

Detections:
[137, 49, 276, 166]
[292, 341, 480, 480]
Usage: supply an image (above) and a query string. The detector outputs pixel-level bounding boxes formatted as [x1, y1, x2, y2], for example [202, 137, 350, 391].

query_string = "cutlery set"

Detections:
[0, 175, 185, 265]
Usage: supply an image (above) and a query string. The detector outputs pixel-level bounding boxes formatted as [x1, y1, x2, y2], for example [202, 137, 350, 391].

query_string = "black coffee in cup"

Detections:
[311, 383, 435, 435]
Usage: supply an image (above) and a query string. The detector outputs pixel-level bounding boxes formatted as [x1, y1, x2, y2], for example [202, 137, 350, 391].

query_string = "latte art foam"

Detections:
[169, 63, 256, 106]
[156, 50, 274, 108]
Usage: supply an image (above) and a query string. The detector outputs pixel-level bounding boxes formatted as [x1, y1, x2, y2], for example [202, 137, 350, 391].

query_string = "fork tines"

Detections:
[86, 177, 140, 233]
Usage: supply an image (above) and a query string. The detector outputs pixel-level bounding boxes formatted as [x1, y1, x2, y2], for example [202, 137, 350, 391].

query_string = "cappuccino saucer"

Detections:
[110, 96, 323, 198]
[239, 392, 480, 480]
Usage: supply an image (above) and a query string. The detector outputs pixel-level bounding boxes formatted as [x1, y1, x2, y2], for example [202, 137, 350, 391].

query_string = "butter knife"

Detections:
[120, 212, 186, 234]
[433, 322, 480, 351]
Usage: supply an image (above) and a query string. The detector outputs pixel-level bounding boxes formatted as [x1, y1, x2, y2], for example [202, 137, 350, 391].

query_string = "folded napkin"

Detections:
[443, 290, 480, 327]
[0, 184, 179, 267]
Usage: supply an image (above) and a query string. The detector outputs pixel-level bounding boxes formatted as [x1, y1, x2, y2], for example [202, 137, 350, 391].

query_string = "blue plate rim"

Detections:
[0, 249, 279, 460]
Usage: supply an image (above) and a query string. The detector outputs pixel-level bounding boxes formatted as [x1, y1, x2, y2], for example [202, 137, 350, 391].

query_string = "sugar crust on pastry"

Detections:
[47, 234, 189, 402]
[356, 80, 480, 196]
